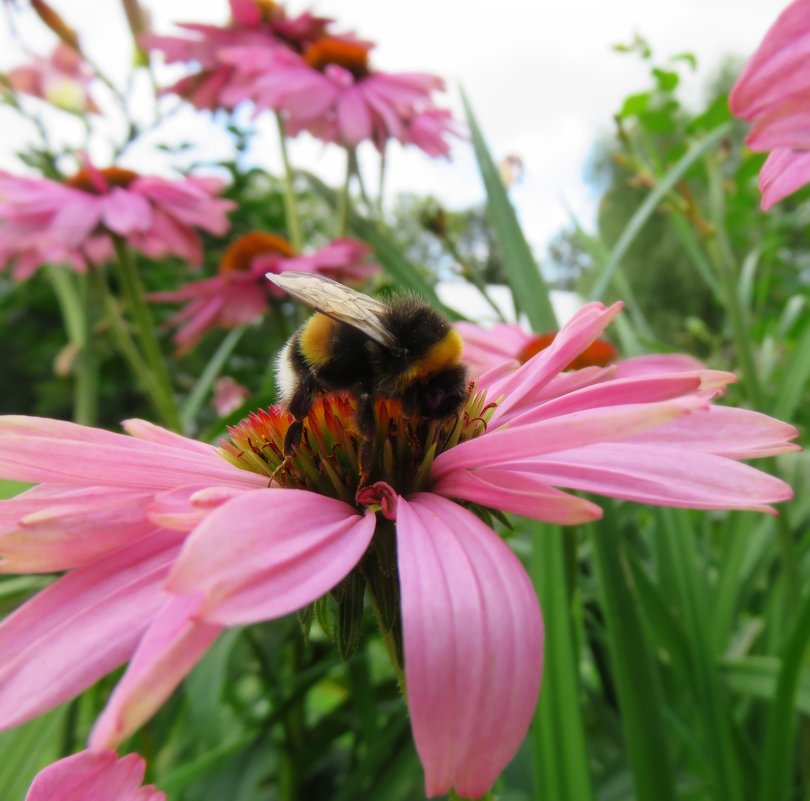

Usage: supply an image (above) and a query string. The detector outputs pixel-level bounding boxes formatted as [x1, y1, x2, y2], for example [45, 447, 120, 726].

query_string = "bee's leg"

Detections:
[284, 377, 317, 456]
[356, 390, 376, 485]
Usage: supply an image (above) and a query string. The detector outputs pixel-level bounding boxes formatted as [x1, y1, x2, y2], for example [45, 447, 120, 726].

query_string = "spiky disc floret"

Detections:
[220, 382, 495, 501]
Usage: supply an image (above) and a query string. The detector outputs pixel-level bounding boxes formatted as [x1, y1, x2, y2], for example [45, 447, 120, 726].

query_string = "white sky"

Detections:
[0, 0, 791, 259]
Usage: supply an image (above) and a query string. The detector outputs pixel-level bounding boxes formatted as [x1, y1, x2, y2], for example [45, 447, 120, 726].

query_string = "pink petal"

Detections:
[432, 396, 707, 479]
[512, 443, 795, 513]
[148, 484, 252, 531]
[0, 531, 183, 730]
[25, 750, 164, 801]
[433, 467, 603, 524]
[489, 302, 622, 423]
[101, 188, 153, 235]
[0, 485, 156, 573]
[612, 353, 705, 377]
[0, 417, 263, 490]
[167, 489, 376, 625]
[122, 418, 218, 456]
[91, 595, 221, 748]
[758, 148, 810, 209]
[337, 87, 373, 145]
[397, 494, 543, 798]
[511, 372, 703, 426]
[729, 0, 810, 119]
[626, 405, 799, 458]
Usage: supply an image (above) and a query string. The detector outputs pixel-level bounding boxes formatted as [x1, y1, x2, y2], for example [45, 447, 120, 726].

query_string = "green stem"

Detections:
[529, 524, 594, 801]
[276, 113, 304, 251]
[46, 267, 97, 425]
[92, 268, 174, 424]
[336, 147, 353, 239]
[111, 237, 182, 431]
[377, 146, 387, 217]
[443, 238, 507, 323]
[180, 325, 247, 430]
[704, 154, 764, 408]
[367, 585, 406, 695]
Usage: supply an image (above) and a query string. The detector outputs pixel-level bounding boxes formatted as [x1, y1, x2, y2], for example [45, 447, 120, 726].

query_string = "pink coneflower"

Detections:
[149, 234, 378, 354]
[213, 376, 251, 416]
[142, 0, 331, 110]
[457, 321, 619, 377]
[5, 42, 99, 114]
[221, 36, 458, 154]
[729, 0, 810, 209]
[0, 303, 797, 798]
[25, 749, 164, 801]
[0, 163, 234, 279]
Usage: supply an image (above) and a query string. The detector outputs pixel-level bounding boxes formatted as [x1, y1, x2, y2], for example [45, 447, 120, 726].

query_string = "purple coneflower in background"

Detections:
[0, 162, 234, 278]
[149, 233, 378, 353]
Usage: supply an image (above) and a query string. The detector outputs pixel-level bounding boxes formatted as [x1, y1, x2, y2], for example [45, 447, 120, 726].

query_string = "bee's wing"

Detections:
[267, 271, 397, 349]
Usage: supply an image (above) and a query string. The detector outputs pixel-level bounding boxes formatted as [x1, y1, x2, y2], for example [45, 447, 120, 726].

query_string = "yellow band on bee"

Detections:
[398, 328, 463, 386]
[299, 313, 335, 366]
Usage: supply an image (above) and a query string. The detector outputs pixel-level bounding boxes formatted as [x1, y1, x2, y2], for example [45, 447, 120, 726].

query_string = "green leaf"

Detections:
[0, 706, 67, 799]
[529, 524, 593, 801]
[618, 92, 651, 119]
[773, 321, 810, 421]
[758, 588, 810, 801]
[721, 655, 810, 715]
[652, 68, 679, 93]
[589, 122, 733, 302]
[590, 509, 676, 801]
[461, 90, 558, 332]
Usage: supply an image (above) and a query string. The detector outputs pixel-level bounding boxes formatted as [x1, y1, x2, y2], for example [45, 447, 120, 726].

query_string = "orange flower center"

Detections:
[253, 0, 276, 22]
[304, 37, 370, 78]
[219, 232, 295, 274]
[64, 166, 139, 194]
[518, 332, 617, 370]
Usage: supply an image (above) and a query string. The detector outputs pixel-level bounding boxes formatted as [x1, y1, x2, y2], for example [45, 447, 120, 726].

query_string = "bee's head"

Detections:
[401, 364, 469, 419]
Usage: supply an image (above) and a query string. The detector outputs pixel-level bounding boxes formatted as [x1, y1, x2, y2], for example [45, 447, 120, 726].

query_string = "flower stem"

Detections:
[336, 147, 353, 238]
[275, 113, 304, 252]
[110, 238, 182, 431]
[377, 146, 387, 217]
[91, 267, 177, 427]
[180, 325, 247, 431]
[704, 154, 764, 409]
[46, 266, 97, 425]
[366, 583, 406, 695]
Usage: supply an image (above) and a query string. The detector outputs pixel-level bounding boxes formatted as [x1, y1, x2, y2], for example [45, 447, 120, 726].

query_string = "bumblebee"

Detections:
[267, 271, 468, 458]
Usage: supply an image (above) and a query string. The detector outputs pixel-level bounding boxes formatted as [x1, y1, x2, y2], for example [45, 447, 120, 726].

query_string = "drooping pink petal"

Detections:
[397, 494, 543, 798]
[25, 749, 165, 801]
[729, 0, 810, 120]
[508, 443, 794, 513]
[433, 467, 603, 524]
[0, 530, 183, 730]
[0, 485, 156, 572]
[167, 489, 376, 625]
[432, 396, 707, 479]
[91, 594, 221, 749]
[101, 188, 153, 234]
[148, 484, 253, 531]
[337, 86, 373, 145]
[758, 148, 810, 209]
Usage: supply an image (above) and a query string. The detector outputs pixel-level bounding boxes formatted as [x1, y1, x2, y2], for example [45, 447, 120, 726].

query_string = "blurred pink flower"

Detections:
[142, 0, 331, 110]
[0, 303, 797, 797]
[457, 321, 620, 377]
[149, 234, 378, 353]
[6, 43, 99, 114]
[221, 36, 458, 154]
[213, 376, 251, 416]
[25, 749, 163, 801]
[0, 163, 234, 279]
[729, 0, 810, 208]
